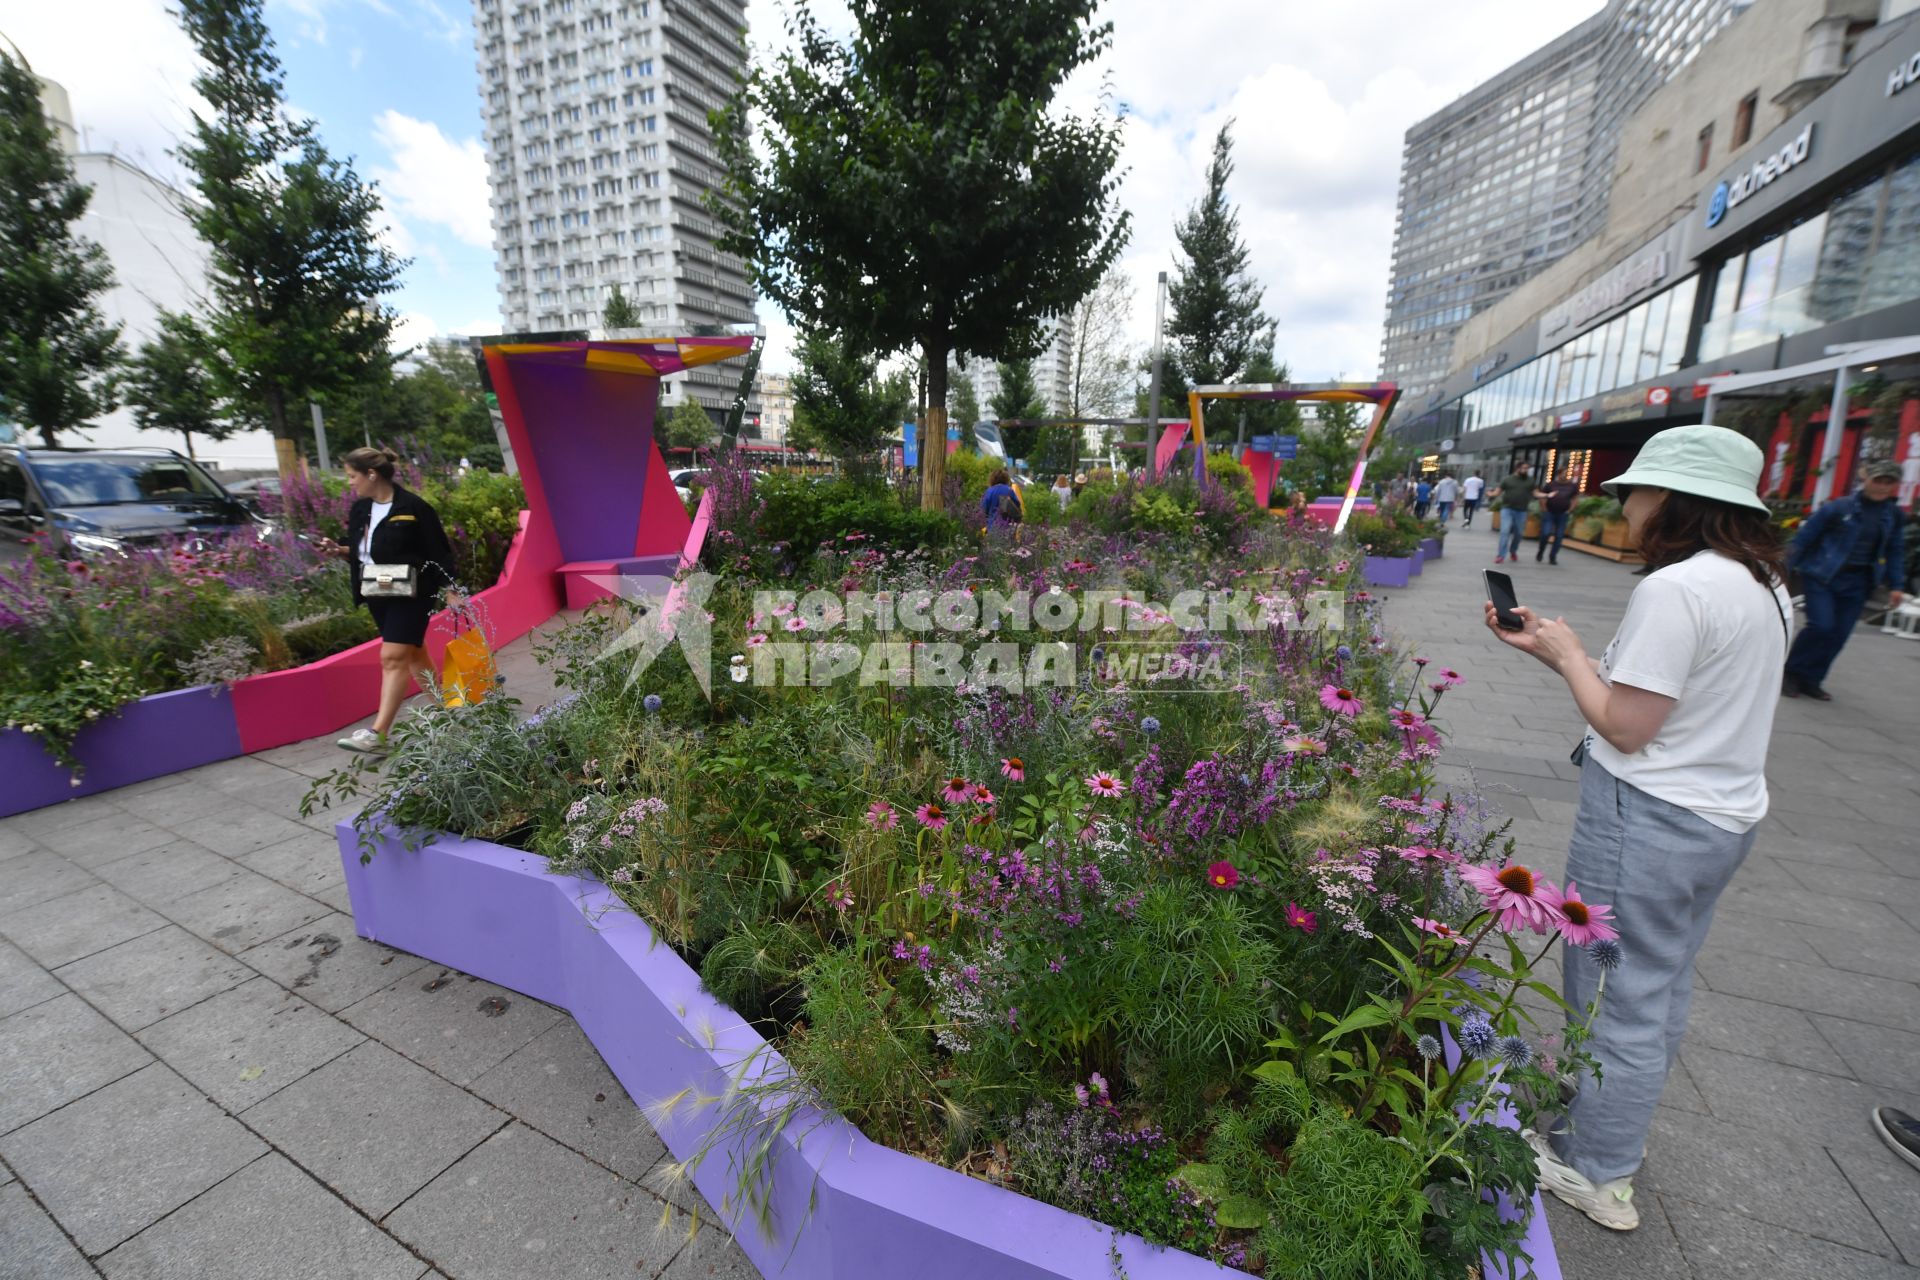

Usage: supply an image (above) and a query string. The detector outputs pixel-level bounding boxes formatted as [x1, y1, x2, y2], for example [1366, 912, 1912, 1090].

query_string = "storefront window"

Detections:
[1636, 290, 1669, 383]
[1615, 302, 1646, 390]
[1698, 254, 1743, 362]
[1660, 275, 1694, 374]
[1599, 315, 1626, 392]
[1810, 176, 1881, 324]
[1863, 153, 1920, 313]
[1729, 232, 1782, 353]
[1578, 327, 1602, 400]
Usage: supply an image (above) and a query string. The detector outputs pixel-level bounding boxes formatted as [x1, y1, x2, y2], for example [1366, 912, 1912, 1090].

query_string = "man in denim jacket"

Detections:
[1784, 463, 1906, 700]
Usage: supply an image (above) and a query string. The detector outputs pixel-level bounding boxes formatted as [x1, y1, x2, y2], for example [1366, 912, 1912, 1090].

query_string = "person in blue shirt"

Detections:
[980, 469, 1024, 530]
[1413, 477, 1433, 519]
[1783, 463, 1906, 700]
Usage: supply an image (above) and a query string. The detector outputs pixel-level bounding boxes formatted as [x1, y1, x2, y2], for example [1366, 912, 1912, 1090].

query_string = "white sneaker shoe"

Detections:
[336, 728, 389, 755]
[1527, 1130, 1639, 1230]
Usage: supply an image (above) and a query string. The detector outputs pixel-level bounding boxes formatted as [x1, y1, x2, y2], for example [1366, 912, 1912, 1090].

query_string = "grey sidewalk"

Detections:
[1381, 516, 1920, 1280]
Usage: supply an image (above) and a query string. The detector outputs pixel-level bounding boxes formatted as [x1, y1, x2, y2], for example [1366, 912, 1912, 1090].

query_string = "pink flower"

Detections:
[1000, 757, 1025, 782]
[1413, 916, 1467, 944]
[1207, 860, 1239, 889]
[1396, 844, 1457, 864]
[1412, 656, 1429, 668]
[1284, 902, 1317, 933]
[771, 600, 795, 616]
[1319, 684, 1363, 717]
[914, 803, 950, 831]
[968, 784, 996, 806]
[1457, 862, 1565, 934]
[1084, 771, 1125, 799]
[941, 776, 973, 805]
[1436, 668, 1463, 688]
[866, 800, 898, 830]
[784, 616, 808, 632]
[826, 881, 854, 911]
[1281, 735, 1328, 756]
[746, 633, 769, 648]
[1544, 880, 1619, 945]
[1389, 708, 1440, 748]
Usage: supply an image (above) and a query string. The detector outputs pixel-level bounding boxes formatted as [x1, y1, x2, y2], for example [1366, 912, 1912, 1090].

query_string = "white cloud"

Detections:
[369, 110, 493, 249]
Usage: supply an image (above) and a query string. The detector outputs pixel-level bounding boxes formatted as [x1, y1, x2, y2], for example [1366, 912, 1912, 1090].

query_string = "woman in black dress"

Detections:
[324, 448, 460, 754]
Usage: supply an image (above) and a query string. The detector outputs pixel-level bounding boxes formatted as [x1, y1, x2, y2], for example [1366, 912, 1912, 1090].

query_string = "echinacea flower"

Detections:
[1000, 757, 1025, 782]
[1412, 656, 1430, 668]
[1389, 708, 1440, 748]
[1495, 1035, 1534, 1071]
[825, 881, 854, 911]
[1284, 902, 1317, 933]
[1545, 880, 1619, 945]
[1207, 860, 1239, 889]
[784, 616, 808, 632]
[1085, 771, 1125, 799]
[1319, 684, 1363, 717]
[1457, 1013, 1497, 1059]
[1397, 844, 1457, 864]
[914, 803, 949, 831]
[968, 784, 996, 806]
[866, 800, 898, 830]
[1435, 668, 1463, 688]
[942, 777, 973, 805]
[746, 633, 769, 648]
[1587, 938, 1625, 971]
[1457, 862, 1565, 934]
[1282, 735, 1327, 756]
[1413, 916, 1468, 944]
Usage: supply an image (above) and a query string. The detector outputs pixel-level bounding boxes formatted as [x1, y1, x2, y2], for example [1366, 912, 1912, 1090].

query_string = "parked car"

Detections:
[0, 445, 268, 560]
[221, 475, 282, 511]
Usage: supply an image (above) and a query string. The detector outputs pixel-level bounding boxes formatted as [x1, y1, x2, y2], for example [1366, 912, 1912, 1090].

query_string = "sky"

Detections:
[3, 0, 1602, 384]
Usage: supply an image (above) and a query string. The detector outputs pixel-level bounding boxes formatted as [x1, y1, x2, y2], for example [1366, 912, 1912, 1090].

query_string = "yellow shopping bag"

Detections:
[441, 627, 496, 708]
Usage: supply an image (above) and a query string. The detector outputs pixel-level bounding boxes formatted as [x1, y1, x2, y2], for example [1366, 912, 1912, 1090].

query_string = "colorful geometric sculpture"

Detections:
[1185, 382, 1400, 533]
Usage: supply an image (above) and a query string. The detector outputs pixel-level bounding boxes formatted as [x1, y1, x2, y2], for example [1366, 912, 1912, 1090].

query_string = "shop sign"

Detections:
[1706, 124, 1814, 228]
[1541, 246, 1673, 341]
[1512, 416, 1550, 437]
[1646, 386, 1672, 407]
[1888, 49, 1920, 97]
[1557, 411, 1591, 428]
[1600, 391, 1641, 414]
[1472, 352, 1509, 383]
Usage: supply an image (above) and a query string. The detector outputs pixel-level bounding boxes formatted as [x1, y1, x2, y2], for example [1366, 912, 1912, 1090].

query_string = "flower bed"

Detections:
[312, 475, 1597, 1278]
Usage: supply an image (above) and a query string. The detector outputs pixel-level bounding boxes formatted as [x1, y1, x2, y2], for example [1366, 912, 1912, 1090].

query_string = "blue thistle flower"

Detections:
[1090, 646, 1106, 664]
[1588, 937, 1624, 971]
[1457, 1013, 1497, 1059]
[1415, 1034, 1442, 1061]
[1140, 716, 1161, 735]
[1335, 645, 1352, 661]
[1496, 1036, 1534, 1070]
[643, 694, 662, 713]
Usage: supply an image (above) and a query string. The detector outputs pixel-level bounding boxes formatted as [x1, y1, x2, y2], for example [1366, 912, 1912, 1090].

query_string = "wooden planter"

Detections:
[1600, 518, 1632, 549]
[1570, 517, 1605, 543]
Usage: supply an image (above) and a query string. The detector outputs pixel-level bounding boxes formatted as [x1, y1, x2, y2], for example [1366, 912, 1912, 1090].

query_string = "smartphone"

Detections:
[1485, 570, 1524, 631]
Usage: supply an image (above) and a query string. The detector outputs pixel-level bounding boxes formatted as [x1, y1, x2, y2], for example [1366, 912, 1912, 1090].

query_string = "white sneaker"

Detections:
[1527, 1130, 1639, 1230]
[336, 728, 389, 755]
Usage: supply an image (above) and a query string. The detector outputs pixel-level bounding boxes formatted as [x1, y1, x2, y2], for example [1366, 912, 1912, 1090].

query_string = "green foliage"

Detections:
[416, 469, 526, 591]
[745, 475, 957, 564]
[352, 341, 502, 471]
[1, 659, 146, 777]
[1255, 1101, 1430, 1279]
[782, 952, 944, 1151]
[600, 282, 641, 330]
[991, 359, 1048, 463]
[662, 397, 717, 451]
[125, 310, 232, 456]
[173, 0, 405, 465]
[0, 49, 125, 445]
[1343, 513, 1416, 558]
[1205, 450, 1253, 492]
[1166, 124, 1273, 392]
[788, 331, 907, 459]
[282, 611, 379, 665]
[947, 364, 983, 445]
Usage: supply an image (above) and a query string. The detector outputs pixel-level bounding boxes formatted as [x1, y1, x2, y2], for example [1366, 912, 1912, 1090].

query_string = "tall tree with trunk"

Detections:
[713, 1, 1128, 510]
[0, 49, 124, 445]
[990, 358, 1047, 465]
[1065, 267, 1134, 422]
[1166, 123, 1274, 394]
[789, 330, 907, 460]
[172, 0, 406, 479]
[124, 310, 231, 459]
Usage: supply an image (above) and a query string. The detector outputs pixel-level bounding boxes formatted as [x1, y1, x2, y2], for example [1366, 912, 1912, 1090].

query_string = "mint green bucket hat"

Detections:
[1600, 424, 1769, 513]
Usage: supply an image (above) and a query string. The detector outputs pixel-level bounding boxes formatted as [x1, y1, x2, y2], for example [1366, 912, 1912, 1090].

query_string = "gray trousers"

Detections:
[1550, 756, 1757, 1184]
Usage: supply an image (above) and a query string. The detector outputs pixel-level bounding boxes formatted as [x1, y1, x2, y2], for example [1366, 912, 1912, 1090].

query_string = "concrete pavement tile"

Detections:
[0, 1063, 267, 1255]
[33, 811, 179, 870]
[241, 1040, 503, 1219]
[181, 755, 298, 797]
[1680, 991, 1851, 1076]
[1790, 923, 1920, 986]
[0, 882, 169, 968]
[110, 778, 224, 829]
[1831, 1143, 1920, 1267]
[315, 881, 355, 915]
[1811, 1016, 1920, 1093]
[0, 1182, 95, 1280]
[158, 869, 331, 954]
[169, 808, 314, 859]
[1697, 910, 1828, 963]
[0, 826, 44, 863]
[0, 937, 64, 1021]
[0, 993, 152, 1134]
[1772, 810, 1916, 853]
[384, 1123, 680, 1280]
[1714, 853, 1805, 892]
[93, 839, 243, 906]
[53, 924, 254, 1032]
[1542, 1192, 1691, 1280]
[1679, 1045, 1920, 1160]
[96, 1153, 424, 1280]
[650, 1214, 757, 1280]
[1663, 1194, 1918, 1278]
[0, 850, 97, 915]
[1771, 787, 1920, 825]
[339, 968, 562, 1086]
[1660, 1059, 1711, 1116]
[238, 914, 431, 1013]
[1637, 1109, 1893, 1255]
[5, 794, 122, 840]
[1693, 950, 1920, 1033]
[1756, 834, 1906, 876]
[136, 976, 363, 1111]
[235, 830, 349, 900]
[469, 1021, 666, 1183]
[1780, 862, 1920, 910]
[1712, 881, 1916, 935]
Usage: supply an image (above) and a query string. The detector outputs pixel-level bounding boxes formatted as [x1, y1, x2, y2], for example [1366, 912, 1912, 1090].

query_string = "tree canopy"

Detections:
[788, 331, 907, 460]
[1166, 123, 1274, 393]
[125, 310, 230, 458]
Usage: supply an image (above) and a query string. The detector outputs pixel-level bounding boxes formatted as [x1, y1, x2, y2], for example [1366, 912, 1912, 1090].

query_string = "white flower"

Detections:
[85, 709, 99, 719]
[78, 659, 93, 670]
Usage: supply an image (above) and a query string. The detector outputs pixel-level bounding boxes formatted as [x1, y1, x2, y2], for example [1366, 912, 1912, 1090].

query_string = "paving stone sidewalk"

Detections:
[1382, 516, 1920, 1280]
[4, 527, 1918, 1280]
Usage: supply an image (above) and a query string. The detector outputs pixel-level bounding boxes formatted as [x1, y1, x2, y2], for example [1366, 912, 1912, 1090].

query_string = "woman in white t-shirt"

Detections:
[1483, 425, 1790, 1233]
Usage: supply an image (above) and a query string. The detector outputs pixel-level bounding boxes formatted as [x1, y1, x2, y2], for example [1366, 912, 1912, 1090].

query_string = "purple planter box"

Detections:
[1362, 555, 1415, 589]
[0, 685, 242, 818]
[1421, 537, 1444, 560]
[337, 825, 1559, 1280]
[1410, 546, 1426, 576]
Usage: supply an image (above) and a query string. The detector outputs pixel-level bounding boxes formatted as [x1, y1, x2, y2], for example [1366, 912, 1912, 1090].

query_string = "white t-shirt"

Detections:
[1587, 550, 1793, 833]
[1463, 476, 1485, 500]
[358, 500, 393, 563]
[1434, 477, 1459, 502]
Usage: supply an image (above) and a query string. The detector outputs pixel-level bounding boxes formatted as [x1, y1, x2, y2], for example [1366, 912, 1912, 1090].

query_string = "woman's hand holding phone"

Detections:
[1484, 602, 1588, 672]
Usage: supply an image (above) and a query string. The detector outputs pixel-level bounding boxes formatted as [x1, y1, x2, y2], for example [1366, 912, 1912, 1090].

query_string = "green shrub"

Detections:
[1346, 512, 1418, 557]
[283, 612, 380, 665]
[420, 470, 526, 591]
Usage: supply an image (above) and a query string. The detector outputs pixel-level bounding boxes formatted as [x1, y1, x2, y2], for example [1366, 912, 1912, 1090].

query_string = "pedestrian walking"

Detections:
[1461, 471, 1485, 526]
[1051, 474, 1073, 511]
[1783, 463, 1906, 700]
[1485, 425, 1791, 1232]
[1534, 465, 1581, 563]
[1414, 477, 1433, 519]
[981, 468, 1024, 530]
[1493, 463, 1533, 563]
[1434, 473, 1459, 523]
[319, 447, 461, 755]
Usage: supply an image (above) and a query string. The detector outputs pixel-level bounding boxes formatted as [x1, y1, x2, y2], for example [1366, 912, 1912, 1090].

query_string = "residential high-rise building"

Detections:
[1380, 0, 1752, 403]
[473, 0, 757, 420]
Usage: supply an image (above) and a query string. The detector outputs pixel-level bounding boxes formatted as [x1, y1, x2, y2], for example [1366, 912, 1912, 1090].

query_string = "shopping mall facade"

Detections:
[1393, 7, 1920, 512]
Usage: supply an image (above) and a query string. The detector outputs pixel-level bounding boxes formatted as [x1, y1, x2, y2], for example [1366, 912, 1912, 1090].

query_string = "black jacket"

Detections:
[346, 485, 457, 604]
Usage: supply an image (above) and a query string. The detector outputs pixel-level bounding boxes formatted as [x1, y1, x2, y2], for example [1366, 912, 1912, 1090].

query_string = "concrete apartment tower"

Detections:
[473, 0, 757, 421]
[1380, 0, 1753, 403]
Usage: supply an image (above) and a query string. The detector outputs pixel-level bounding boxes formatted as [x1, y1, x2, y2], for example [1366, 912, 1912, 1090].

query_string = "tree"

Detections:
[1289, 397, 1417, 502]
[948, 362, 982, 449]
[990, 358, 1046, 464]
[788, 330, 906, 459]
[1166, 123, 1274, 394]
[173, 0, 407, 479]
[0, 49, 124, 445]
[601, 283, 641, 331]
[352, 339, 501, 470]
[1065, 268, 1134, 421]
[713, 1, 1129, 511]
[1227, 346, 1301, 448]
[124, 310, 230, 459]
[662, 397, 717, 451]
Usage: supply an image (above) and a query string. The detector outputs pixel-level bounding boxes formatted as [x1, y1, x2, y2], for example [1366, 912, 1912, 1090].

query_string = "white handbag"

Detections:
[360, 562, 418, 598]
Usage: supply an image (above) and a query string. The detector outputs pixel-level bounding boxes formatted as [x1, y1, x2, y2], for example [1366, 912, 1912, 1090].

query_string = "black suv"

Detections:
[0, 445, 266, 561]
